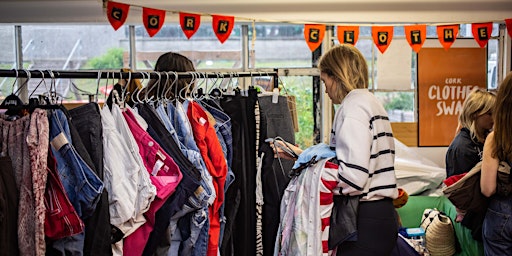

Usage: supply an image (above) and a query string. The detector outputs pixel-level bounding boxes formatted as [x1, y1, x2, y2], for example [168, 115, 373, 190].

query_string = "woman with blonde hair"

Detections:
[445, 87, 496, 178]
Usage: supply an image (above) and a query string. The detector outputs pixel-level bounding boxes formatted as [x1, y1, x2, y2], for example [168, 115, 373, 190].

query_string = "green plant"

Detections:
[385, 92, 414, 111]
[86, 48, 124, 69]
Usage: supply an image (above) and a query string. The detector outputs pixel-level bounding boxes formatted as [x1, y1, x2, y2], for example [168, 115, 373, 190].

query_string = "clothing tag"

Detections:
[50, 132, 69, 151]
[272, 88, 279, 104]
[199, 117, 207, 126]
[156, 150, 166, 161]
[152, 159, 164, 176]
[194, 186, 204, 197]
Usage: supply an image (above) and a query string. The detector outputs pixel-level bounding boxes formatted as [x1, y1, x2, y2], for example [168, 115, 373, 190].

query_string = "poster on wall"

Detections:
[418, 46, 486, 146]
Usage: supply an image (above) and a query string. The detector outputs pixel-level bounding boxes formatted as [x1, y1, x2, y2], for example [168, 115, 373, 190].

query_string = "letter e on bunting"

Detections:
[212, 15, 235, 44]
[180, 12, 201, 39]
[437, 24, 459, 51]
[405, 25, 426, 53]
[107, 1, 130, 31]
[472, 22, 493, 48]
[505, 18, 512, 39]
[143, 7, 166, 37]
[372, 26, 394, 54]
[337, 26, 359, 45]
[304, 24, 325, 52]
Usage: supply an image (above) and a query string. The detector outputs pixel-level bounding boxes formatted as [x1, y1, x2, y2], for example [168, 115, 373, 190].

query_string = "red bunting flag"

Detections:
[437, 24, 459, 51]
[106, 1, 130, 31]
[372, 26, 394, 54]
[212, 15, 235, 44]
[472, 22, 493, 48]
[505, 18, 512, 39]
[304, 24, 326, 52]
[180, 12, 201, 39]
[405, 25, 426, 53]
[142, 7, 166, 37]
[337, 26, 359, 45]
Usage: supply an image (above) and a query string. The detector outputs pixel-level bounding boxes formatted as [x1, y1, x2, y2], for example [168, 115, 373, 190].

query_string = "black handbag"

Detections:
[328, 194, 359, 250]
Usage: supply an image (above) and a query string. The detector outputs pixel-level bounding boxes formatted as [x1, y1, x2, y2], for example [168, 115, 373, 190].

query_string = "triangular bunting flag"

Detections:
[437, 25, 459, 51]
[337, 26, 359, 45]
[304, 24, 326, 52]
[505, 18, 512, 39]
[180, 12, 201, 39]
[372, 26, 394, 54]
[212, 15, 235, 44]
[472, 22, 493, 48]
[106, 1, 130, 31]
[405, 25, 426, 53]
[143, 7, 166, 37]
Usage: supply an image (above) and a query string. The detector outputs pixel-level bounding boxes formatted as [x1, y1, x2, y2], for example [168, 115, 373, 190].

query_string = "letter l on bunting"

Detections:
[337, 26, 359, 45]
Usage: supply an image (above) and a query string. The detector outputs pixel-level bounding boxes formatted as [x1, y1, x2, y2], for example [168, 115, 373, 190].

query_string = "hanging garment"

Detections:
[44, 149, 84, 240]
[257, 95, 296, 256]
[274, 158, 339, 256]
[187, 100, 228, 256]
[69, 102, 112, 256]
[100, 105, 156, 245]
[220, 89, 258, 256]
[154, 103, 212, 256]
[134, 103, 204, 256]
[0, 113, 33, 256]
[121, 106, 182, 256]
[0, 156, 19, 256]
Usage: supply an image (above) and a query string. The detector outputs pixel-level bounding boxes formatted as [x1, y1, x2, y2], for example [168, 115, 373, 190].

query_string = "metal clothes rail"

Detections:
[0, 69, 278, 80]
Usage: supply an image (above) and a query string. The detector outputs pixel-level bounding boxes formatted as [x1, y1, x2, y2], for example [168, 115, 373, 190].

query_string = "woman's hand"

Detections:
[267, 139, 303, 160]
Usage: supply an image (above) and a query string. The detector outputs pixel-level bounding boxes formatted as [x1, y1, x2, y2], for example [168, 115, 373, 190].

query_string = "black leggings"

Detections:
[337, 198, 398, 256]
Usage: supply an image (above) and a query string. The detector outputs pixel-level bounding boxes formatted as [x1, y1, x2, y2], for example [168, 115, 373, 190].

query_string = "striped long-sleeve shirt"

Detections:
[330, 89, 398, 201]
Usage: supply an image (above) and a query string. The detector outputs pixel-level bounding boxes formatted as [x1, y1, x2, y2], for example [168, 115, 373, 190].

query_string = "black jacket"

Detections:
[445, 128, 484, 178]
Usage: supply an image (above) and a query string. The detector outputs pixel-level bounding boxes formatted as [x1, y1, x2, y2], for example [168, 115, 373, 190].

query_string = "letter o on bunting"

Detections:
[143, 7, 166, 37]
[372, 26, 394, 54]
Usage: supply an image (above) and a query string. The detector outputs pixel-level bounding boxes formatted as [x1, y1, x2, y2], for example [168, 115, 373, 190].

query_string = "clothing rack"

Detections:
[0, 69, 280, 89]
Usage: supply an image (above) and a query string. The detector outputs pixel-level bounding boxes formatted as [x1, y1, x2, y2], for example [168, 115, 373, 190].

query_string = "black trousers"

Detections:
[0, 156, 19, 256]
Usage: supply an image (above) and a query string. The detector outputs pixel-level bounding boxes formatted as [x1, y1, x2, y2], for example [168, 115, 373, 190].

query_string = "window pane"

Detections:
[0, 25, 15, 99]
[21, 25, 128, 102]
[280, 76, 314, 148]
[375, 91, 415, 122]
[252, 24, 312, 68]
[130, 24, 242, 70]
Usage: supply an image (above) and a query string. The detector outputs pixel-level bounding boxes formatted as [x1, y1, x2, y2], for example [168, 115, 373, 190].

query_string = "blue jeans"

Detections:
[482, 196, 512, 256]
[49, 109, 104, 219]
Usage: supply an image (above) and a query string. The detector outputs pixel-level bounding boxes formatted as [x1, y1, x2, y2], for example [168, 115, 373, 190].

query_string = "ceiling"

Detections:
[0, 0, 511, 25]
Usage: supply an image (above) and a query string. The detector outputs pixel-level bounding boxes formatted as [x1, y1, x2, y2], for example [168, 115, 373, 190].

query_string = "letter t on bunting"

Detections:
[304, 24, 326, 52]
[405, 25, 426, 53]
[180, 12, 201, 39]
[143, 7, 166, 37]
[437, 24, 459, 51]
[472, 22, 493, 48]
[337, 26, 359, 45]
[106, 1, 130, 31]
[212, 15, 235, 44]
[372, 26, 394, 54]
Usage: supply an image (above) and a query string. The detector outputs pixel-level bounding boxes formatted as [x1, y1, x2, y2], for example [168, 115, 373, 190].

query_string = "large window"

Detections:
[0, 25, 15, 99]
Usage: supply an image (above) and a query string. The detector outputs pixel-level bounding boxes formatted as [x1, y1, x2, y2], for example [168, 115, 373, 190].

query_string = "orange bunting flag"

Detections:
[336, 26, 359, 45]
[505, 18, 512, 39]
[372, 26, 394, 54]
[405, 25, 426, 53]
[106, 1, 130, 31]
[212, 15, 234, 44]
[437, 25, 459, 51]
[304, 24, 326, 52]
[472, 22, 493, 48]
[142, 7, 166, 37]
[180, 12, 201, 39]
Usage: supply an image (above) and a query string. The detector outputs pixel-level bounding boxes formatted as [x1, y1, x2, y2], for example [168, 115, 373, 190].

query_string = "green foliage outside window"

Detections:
[85, 48, 124, 69]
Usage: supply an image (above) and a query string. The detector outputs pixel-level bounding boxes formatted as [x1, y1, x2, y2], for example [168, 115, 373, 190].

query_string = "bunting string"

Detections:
[104, 0, 512, 53]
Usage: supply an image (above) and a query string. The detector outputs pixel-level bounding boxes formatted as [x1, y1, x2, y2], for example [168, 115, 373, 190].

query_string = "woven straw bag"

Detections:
[420, 209, 456, 256]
